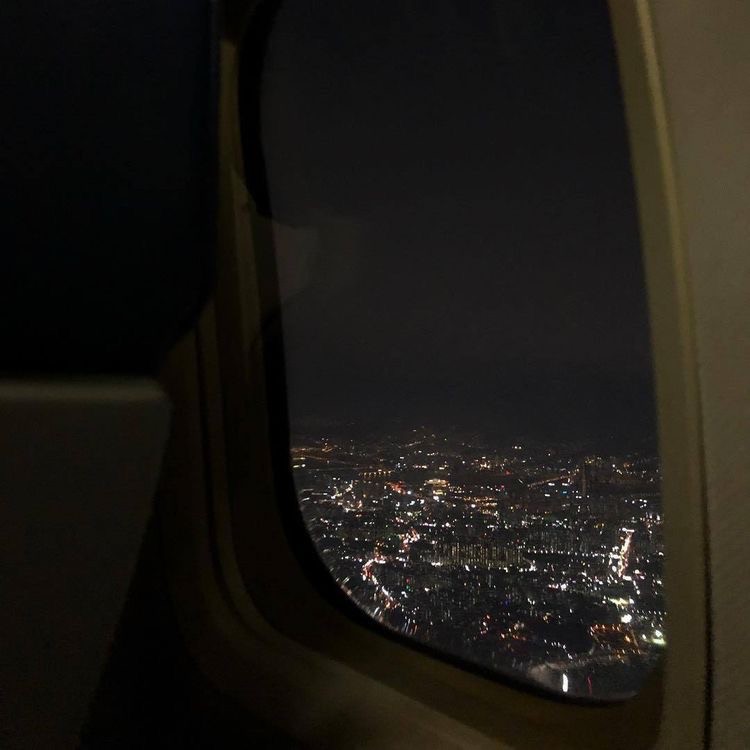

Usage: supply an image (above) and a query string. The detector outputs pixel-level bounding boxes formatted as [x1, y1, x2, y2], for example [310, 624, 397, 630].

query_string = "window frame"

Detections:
[157, 2, 709, 746]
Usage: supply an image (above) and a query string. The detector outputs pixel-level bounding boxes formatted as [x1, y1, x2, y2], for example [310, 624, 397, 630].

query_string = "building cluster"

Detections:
[293, 428, 665, 699]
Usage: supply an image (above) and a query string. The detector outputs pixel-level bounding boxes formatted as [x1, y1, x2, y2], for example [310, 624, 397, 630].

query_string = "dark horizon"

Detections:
[288, 409, 659, 458]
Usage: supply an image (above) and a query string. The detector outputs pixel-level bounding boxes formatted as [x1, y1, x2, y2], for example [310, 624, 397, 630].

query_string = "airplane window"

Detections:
[241, 0, 665, 699]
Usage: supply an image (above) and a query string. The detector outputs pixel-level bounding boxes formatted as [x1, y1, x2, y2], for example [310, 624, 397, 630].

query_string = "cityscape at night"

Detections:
[291, 426, 664, 699]
[262, 0, 665, 704]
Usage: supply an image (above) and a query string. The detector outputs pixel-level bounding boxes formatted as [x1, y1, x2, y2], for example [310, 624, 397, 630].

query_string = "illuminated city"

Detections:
[262, 1, 662, 701]
[292, 426, 664, 699]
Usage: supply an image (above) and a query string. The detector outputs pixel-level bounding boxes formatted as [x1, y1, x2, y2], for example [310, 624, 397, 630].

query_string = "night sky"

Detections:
[251, 1, 656, 445]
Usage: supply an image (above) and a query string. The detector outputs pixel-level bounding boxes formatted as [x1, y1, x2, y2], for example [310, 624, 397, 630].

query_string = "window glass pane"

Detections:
[244, 0, 664, 699]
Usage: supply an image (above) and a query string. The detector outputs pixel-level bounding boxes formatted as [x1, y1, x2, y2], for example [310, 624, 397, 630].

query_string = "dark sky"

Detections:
[252, 1, 656, 444]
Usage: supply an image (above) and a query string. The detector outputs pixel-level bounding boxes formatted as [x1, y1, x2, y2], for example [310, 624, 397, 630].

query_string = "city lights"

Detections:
[292, 429, 665, 698]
